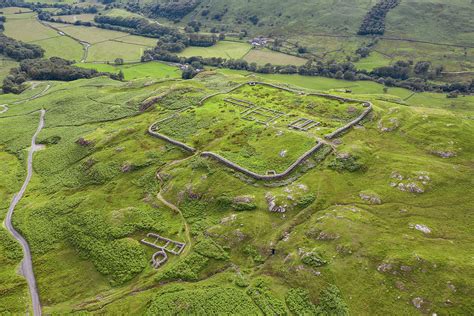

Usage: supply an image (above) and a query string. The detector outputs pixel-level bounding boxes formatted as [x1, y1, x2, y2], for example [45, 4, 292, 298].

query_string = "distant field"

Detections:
[23, 0, 77, 3]
[179, 41, 252, 59]
[243, 48, 307, 66]
[44, 23, 156, 62]
[0, 7, 33, 15]
[45, 23, 129, 44]
[87, 41, 148, 62]
[113, 35, 157, 47]
[55, 14, 95, 23]
[354, 51, 393, 71]
[77, 62, 181, 80]
[374, 40, 474, 72]
[3, 15, 83, 61]
[105, 8, 144, 18]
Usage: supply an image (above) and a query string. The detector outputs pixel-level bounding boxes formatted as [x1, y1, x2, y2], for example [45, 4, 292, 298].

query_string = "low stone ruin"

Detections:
[288, 118, 320, 131]
[140, 233, 186, 269]
[265, 192, 286, 213]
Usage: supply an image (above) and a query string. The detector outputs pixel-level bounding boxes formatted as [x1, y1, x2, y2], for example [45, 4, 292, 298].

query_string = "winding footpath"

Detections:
[4, 109, 45, 316]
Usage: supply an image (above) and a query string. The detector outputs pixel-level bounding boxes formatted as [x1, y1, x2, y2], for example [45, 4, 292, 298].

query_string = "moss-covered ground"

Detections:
[0, 66, 473, 314]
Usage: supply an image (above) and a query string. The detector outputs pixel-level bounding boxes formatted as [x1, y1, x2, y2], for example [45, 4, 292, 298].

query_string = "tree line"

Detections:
[142, 47, 473, 94]
[93, 15, 217, 48]
[358, 0, 401, 35]
[3, 57, 121, 94]
[0, 28, 44, 61]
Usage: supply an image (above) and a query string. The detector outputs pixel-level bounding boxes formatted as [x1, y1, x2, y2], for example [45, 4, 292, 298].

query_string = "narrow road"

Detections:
[4, 109, 45, 316]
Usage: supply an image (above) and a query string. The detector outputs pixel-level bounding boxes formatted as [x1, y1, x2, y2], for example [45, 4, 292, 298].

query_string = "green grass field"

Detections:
[3, 14, 84, 61]
[244, 48, 307, 66]
[76, 62, 181, 80]
[55, 13, 96, 23]
[38, 22, 158, 62]
[1, 0, 474, 312]
[0, 68, 473, 314]
[179, 40, 252, 59]
[354, 51, 393, 71]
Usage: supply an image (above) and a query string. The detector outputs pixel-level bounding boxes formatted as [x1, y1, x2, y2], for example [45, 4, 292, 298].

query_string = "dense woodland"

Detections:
[2, 57, 119, 93]
[358, 0, 401, 35]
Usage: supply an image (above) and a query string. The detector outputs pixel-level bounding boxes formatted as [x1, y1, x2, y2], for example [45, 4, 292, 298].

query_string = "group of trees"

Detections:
[358, 0, 400, 35]
[49, 5, 98, 16]
[3, 57, 121, 93]
[0, 34, 44, 61]
[145, 0, 201, 20]
[94, 15, 217, 50]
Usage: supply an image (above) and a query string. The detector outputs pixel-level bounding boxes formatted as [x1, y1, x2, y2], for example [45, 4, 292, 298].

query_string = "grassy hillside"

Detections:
[0, 65, 473, 314]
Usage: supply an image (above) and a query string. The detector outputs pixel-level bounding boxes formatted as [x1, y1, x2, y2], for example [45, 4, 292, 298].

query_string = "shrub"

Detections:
[246, 279, 287, 315]
[146, 287, 259, 315]
[157, 252, 209, 282]
[316, 285, 349, 315]
[286, 288, 318, 315]
[194, 238, 229, 260]
[296, 194, 316, 208]
[301, 251, 327, 268]
[329, 156, 363, 172]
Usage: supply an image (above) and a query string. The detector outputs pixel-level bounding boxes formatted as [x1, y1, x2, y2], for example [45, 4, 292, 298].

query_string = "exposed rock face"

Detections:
[413, 224, 431, 234]
[391, 171, 430, 194]
[430, 150, 456, 158]
[391, 171, 404, 181]
[265, 192, 286, 213]
[378, 118, 399, 132]
[359, 192, 381, 204]
[316, 231, 339, 240]
[398, 182, 424, 193]
[76, 137, 92, 147]
[233, 195, 254, 204]
[377, 262, 393, 273]
[121, 163, 132, 173]
[412, 297, 424, 309]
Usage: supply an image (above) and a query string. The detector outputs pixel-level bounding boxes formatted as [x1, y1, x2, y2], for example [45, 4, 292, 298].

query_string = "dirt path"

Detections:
[155, 156, 195, 256]
[4, 109, 45, 316]
[0, 84, 51, 116]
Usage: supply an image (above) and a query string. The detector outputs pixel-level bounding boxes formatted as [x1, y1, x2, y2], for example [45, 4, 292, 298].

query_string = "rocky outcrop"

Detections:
[359, 192, 381, 204]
